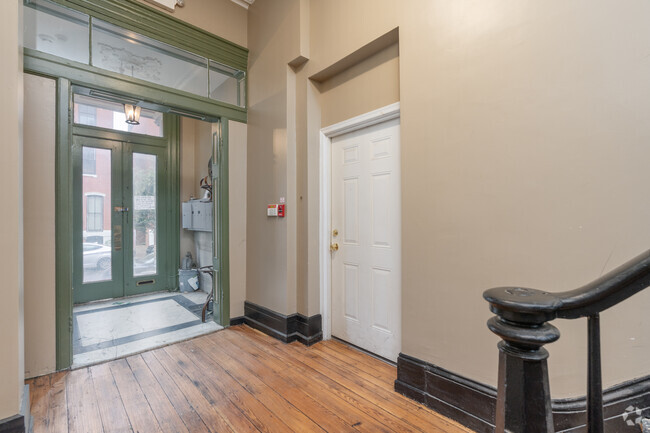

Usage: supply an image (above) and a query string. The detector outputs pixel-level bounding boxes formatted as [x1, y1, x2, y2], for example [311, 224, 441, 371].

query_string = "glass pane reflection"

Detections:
[133, 153, 157, 277]
[92, 19, 208, 97]
[24, 0, 90, 64]
[73, 94, 164, 137]
[82, 146, 112, 283]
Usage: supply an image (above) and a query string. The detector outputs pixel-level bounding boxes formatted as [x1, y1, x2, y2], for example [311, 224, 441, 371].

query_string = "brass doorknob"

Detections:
[330, 243, 339, 252]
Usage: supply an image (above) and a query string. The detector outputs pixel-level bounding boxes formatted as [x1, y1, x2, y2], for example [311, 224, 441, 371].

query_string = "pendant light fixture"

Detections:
[124, 104, 141, 125]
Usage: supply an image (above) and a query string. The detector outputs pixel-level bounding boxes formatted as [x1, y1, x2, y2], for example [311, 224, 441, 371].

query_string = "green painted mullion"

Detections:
[88, 16, 92, 66]
[167, 115, 181, 290]
[24, 49, 247, 124]
[212, 118, 230, 327]
[55, 78, 73, 370]
[72, 125, 168, 147]
[121, 141, 134, 294]
[220, 119, 230, 326]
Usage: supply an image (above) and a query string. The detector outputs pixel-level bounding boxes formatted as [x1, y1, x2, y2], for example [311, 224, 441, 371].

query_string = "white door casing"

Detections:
[330, 117, 401, 362]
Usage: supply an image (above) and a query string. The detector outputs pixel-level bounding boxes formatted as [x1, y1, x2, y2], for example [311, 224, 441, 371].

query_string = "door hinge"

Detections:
[69, 316, 73, 331]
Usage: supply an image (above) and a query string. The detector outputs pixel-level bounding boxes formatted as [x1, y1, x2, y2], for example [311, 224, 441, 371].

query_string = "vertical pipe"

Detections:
[587, 314, 604, 433]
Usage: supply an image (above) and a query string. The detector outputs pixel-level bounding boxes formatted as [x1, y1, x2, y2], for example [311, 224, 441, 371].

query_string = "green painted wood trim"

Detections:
[55, 78, 73, 370]
[167, 115, 181, 289]
[46, 0, 248, 71]
[221, 119, 231, 326]
[72, 124, 168, 147]
[24, 49, 247, 124]
[212, 119, 230, 327]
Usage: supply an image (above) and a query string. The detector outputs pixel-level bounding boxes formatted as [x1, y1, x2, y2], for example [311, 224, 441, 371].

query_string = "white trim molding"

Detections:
[321, 102, 400, 138]
[319, 102, 400, 340]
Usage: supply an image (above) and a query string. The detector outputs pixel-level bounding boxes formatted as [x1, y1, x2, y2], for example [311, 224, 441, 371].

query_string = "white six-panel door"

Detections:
[331, 118, 401, 362]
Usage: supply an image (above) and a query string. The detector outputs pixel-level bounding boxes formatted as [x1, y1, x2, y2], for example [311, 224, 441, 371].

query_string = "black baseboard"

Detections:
[395, 353, 650, 433]
[240, 301, 322, 346]
[0, 415, 24, 433]
[229, 316, 246, 326]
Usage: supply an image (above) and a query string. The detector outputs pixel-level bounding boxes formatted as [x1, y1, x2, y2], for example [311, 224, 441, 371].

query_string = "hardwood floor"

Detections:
[27, 325, 473, 433]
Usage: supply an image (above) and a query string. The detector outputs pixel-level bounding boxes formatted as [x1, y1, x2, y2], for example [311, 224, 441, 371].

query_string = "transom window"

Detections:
[74, 94, 164, 137]
[24, 0, 246, 108]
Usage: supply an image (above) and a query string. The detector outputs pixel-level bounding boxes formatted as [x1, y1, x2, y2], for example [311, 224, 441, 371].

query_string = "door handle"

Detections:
[330, 243, 339, 252]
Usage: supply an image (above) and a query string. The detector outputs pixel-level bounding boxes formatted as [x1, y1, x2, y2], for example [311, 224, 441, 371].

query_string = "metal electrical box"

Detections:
[182, 200, 213, 232]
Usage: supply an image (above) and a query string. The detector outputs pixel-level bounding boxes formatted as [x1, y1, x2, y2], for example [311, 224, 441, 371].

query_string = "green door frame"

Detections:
[50, 76, 232, 370]
[29, 0, 242, 371]
[55, 88, 182, 368]
[49, 74, 230, 370]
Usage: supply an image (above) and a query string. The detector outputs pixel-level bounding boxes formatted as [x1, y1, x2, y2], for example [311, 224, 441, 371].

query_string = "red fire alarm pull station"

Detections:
[278, 204, 285, 217]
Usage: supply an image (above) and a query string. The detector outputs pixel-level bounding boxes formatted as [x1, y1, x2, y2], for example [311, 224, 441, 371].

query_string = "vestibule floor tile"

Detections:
[72, 290, 220, 367]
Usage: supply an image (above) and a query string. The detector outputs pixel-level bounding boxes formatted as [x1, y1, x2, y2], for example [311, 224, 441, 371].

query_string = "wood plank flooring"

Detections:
[27, 325, 473, 433]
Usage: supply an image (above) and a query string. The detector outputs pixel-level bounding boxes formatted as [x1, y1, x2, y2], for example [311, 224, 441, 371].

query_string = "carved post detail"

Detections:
[484, 287, 562, 433]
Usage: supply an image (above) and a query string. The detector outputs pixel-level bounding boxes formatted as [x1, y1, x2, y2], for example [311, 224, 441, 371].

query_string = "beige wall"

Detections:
[247, 0, 400, 318]
[246, 0, 300, 315]
[318, 43, 400, 128]
[23, 74, 57, 379]
[0, 0, 24, 419]
[136, 0, 248, 47]
[247, 0, 650, 398]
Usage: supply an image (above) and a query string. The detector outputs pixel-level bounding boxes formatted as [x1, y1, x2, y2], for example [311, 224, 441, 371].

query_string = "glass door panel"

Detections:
[73, 137, 124, 304]
[123, 143, 167, 297]
[82, 147, 113, 283]
[133, 152, 157, 277]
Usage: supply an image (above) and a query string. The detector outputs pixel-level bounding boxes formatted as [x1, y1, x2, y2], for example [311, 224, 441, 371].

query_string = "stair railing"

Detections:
[484, 249, 650, 433]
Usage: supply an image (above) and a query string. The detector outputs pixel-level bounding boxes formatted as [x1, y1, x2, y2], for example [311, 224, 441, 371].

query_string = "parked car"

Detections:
[83, 242, 112, 270]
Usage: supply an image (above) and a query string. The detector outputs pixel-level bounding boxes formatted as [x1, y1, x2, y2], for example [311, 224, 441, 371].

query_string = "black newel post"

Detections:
[484, 287, 562, 433]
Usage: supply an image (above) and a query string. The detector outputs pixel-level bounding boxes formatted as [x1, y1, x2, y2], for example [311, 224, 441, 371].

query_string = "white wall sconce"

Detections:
[124, 104, 141, 125]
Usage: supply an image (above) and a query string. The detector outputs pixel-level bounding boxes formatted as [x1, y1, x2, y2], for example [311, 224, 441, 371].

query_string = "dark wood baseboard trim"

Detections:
[242, 301, 322, 346]
[229, 316, 245, 326]
[0, 415, 25, 433]
[395, 353, 650, 433]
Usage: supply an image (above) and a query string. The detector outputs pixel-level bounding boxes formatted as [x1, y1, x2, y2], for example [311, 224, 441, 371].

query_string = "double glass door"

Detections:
[73, 134, 169, 303]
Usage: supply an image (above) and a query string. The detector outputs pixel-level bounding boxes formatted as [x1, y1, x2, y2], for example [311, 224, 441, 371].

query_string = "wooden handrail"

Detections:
[483, 249, 650, 433]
